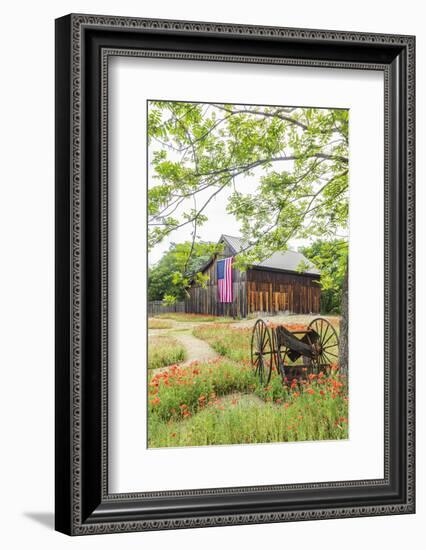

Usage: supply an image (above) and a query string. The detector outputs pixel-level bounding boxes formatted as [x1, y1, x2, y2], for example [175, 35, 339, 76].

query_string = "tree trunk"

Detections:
[338, 263, 348, 375]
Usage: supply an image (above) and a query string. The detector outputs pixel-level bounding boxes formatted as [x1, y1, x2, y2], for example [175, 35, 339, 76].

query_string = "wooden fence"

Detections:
[148, 300, 185, 316]
[185, 282, 247, 318]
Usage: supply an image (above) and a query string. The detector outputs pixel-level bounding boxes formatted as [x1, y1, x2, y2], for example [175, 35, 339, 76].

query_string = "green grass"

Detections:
[149, 376, 348, 447]
[148, 318, 173, 329]
[193, 324, 251, 362]
[156, 313, 234, 323]
[148, 335, 186, 370]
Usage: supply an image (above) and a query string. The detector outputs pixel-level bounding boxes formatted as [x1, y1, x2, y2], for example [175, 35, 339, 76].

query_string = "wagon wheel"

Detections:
[307, 318, 339, 370]
[251, 319, 273, 386]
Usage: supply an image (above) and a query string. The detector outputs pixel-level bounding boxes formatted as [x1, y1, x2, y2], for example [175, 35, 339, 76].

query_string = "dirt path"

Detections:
[149, 319, 219, 371]
[173, 331, 218, 366]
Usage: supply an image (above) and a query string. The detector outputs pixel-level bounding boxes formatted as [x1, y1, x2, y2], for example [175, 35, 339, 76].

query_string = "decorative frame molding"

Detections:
[55, 14, 415, 535]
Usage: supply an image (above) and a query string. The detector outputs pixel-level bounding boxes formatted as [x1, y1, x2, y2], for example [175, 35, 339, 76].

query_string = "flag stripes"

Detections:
[217, 257, 233, 303]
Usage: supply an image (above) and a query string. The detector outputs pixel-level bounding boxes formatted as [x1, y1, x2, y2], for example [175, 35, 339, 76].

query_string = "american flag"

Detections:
[217, 257, 233, 303]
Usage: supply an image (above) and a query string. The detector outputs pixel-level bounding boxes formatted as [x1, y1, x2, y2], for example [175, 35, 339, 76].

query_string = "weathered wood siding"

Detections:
[185, 245, 247, 317]
[185, 280, 247, 318]
[185, 252, 320, 317]
[246, 268, 320, 315]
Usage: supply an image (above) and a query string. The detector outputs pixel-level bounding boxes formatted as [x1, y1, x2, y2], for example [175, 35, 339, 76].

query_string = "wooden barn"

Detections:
[185, 235, 321, 317]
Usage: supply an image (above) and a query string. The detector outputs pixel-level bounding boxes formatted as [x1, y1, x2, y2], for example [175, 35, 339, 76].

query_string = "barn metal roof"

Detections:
[220, 234, 320, 276]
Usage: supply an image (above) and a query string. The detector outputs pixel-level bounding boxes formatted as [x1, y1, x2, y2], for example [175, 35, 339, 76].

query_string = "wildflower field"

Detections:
[148, 319, 348, 448]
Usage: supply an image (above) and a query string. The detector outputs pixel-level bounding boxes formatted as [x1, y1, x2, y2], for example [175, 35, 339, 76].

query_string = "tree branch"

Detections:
[194, 153, 348, 178]
[211, 104, 309, 130]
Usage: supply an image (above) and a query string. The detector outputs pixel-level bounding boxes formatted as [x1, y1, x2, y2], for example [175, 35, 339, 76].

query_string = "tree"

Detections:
[299, 239, 348, 314]
[148, 101, 349, 367]
[148, 241, 220, 301]
[148, 102, 348, 263]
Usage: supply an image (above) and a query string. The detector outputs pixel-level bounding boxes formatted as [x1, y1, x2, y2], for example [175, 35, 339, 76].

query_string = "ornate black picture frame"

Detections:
[55, 13, 415, 535]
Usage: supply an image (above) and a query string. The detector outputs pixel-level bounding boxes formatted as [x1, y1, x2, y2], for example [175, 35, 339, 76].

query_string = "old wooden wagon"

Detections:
[251, 317, 339, 385]
[185, 234, 321, 318]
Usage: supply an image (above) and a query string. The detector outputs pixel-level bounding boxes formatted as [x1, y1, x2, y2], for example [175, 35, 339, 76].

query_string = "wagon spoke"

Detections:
[322, 331, 336, 347]
[323, 349, 338, 358]
[323, 343, 338, 351]
[320, 351, 333, 364]
[322, 322, 330, 345]
[261, 327, 267, 351]
[257, 323, 264, 349]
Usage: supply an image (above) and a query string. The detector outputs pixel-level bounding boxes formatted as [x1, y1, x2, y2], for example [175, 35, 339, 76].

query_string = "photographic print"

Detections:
[147, 100, 349, 449]
[56, 16, 415, 533]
